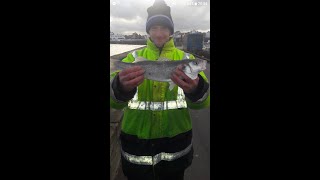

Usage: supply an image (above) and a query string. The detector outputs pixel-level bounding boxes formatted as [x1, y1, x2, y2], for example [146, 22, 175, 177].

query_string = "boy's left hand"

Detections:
[171, 66, 199, 93]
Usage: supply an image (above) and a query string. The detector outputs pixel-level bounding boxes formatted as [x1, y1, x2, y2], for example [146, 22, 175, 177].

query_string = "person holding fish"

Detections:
[110, 0, 210, 179]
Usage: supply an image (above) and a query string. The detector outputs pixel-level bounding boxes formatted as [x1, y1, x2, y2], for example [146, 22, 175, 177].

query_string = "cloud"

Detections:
[110, 0, 210, 35]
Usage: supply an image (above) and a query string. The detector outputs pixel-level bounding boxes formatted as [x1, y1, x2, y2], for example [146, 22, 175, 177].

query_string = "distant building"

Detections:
[173, 31, 184, 45]
[124, 32, 146, 40]
[110, 32, 125, 41]
[190, 30, 200, 34]
[204, 31, 210, 42]
[131, 32, 139, 39]
[173, 31, 181, 38]
[182, 33, 204, 52]
[205, 31, 210, 38]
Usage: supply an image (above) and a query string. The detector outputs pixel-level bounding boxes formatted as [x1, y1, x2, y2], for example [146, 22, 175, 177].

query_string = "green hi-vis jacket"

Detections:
[110, 38, 210, 139]
[110, 38, 209, 176]
[110, 38, 210, 140]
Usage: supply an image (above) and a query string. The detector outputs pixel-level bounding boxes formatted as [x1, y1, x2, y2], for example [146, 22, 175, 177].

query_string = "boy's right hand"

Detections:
[118, 66, 145, 92]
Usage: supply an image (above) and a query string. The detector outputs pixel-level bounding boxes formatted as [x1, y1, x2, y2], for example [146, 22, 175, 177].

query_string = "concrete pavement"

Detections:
[184, 61, 211, 180]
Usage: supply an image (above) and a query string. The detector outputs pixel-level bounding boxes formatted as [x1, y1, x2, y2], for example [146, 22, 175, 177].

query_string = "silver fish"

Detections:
[114, 57, 207, 90]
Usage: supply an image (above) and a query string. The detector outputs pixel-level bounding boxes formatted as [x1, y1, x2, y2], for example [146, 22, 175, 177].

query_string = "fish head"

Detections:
[188, 59, 207, 73]
[182, 59, 207, 80]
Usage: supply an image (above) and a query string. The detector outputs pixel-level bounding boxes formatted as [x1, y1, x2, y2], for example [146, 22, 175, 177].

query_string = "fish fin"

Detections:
[158, 57, 171, 61]
[168, 81, 176, 91]
[133, 56, 148, 63]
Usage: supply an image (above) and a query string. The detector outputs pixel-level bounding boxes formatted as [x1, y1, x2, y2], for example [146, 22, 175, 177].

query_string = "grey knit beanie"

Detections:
[146, 0, 174, 35]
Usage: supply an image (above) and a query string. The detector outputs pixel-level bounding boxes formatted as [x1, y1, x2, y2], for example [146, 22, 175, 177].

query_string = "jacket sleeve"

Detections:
[185, 54, 210, 109]
[110, 52, 136, 110]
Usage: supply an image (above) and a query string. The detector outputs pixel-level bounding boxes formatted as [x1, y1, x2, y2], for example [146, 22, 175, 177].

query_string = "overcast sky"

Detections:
[110, 0, 210, 35]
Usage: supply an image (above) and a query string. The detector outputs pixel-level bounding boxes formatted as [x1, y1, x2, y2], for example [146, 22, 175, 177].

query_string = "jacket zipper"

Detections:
[152, 47, 162, 180]
[158, 47, 162, 58]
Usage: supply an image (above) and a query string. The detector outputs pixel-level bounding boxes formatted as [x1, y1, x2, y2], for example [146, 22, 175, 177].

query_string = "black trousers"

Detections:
[126, 170, 185, 180]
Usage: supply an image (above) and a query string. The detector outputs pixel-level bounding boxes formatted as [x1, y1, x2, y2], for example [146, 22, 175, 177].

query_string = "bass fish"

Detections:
[114, 57, 207, 90]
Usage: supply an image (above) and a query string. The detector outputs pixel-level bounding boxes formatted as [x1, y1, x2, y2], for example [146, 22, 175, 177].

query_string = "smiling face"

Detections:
[148, 25, 171, 48]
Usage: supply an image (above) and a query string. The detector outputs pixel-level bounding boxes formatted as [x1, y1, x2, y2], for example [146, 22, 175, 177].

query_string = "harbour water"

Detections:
[110, 44, 146, 57]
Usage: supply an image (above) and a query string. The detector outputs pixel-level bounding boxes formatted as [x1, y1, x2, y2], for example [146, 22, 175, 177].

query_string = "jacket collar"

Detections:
[147, 37, 175, 52]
